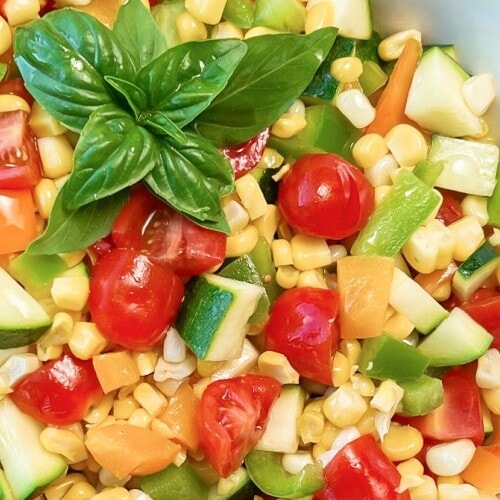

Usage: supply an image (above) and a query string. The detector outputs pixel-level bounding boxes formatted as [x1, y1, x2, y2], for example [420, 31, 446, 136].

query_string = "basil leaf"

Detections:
[14, 18, 114, 132]
[63, 104, 159, 209]
[145, 131, 233, 231]
[105, 76, 147, 117]
[136, 39, 247, 128]
[195, 28, 337, 145]
[138, 110, 187, 143]
[113, 0, 167, 69]
[27, 185, 129, 256]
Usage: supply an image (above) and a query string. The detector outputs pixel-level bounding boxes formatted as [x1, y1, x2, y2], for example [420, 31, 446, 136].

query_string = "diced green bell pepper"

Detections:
[398, 374, 444, 416]
[358, 333, 430, 381]
[248, 236, 282, 303]
[222, 0, 255, 29]
[245, 450, 324, 499]
[413, 159, 445, 187]
[351, 169, 441, 256]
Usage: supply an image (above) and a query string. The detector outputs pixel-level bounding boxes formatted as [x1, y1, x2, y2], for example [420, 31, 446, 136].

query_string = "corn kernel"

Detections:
[460, 195, 489, 227]
[476, 349, 500, 389]
[271, 239, 294, 267]
[462, 73, 496, 116]
[30, 101, 67, 138]
[61, 481, 97, 499]
[113, 396, 140, 420]
[33, 178, 58, 219]
[364, 154, 399, 187]
[397, 457, 425, 478]
[290, 233, 331, 271]
[0, 16, 12, 56]
[378, 30, 422, 61]
[0, 94, 30, 113]
[383, 311, 414, 340]
[352, 133, 388, 169]
[99, 468, 131, 488]
[235, 174, 268, 220]
[330, 56, 363, 83]
[305, 1, 334, 34]
[176, 11, 207, 42]
[133, 382, 168, 417]
[350, 373, 376, 397]
[51, 274, 89, 312]
[211, 20, 243, 40]
[323, 383, 367, 428]
[0, 353, 41, 387]
[128, 407, 153, 428]
[91, 487, 131, 500]
[276, 265, 299, 289]
[257, 351, 300, 385]
[40, 427, 88, 463]
[244, 26, 280, 39]
[225, 224, 259, 257]
[42, 473, 87, 500]
[223, 199, 250, 235]
[336, 88, 376, 129]
[425, 439, 476, 476]
[185, 0, 227, 25]
[297, 269, 328, 289]
[482, 386, 500, 415]
[408, 474, 438, 500]
[1, 0, 40, 25]
[380, 424, 423, 462]
[38, 135, 74, 178]
[271, 112, 307, 139]
[384, 124, 428, 168]
[332, 351, 351, 387]
[84, 393, 114, 425]
[297, 411, 325, 444]
[68, 321, 107, 360]
[448, 216, 485, 262]
[163, 327, 186, 364]
[437, 483, 480, 500]
[254, 204, 280, 243]
[340, 339, 361, 366]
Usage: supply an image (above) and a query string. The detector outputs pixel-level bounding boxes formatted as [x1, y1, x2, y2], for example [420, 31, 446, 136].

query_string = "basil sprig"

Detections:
[14, 0, 336, 255]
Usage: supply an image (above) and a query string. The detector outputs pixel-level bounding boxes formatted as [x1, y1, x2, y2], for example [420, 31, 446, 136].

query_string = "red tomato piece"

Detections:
[11, 352, 104, 426]
[398, 367, 484, 445]
[220, 128, 270, 179]
[461, 291, 500, 349]
[0, 110, 42, 189]
[0, 188, 37, 255]
[264, 287, 340, 385]
[0, 78, 34, 106]
[88, 248, 184, 350]
[278, 153, 374, 240]
[197, 374, 281, 478]
[314, 434, 409, 500]
[112, 187, 226, 276]
[435, 189, 463, 226]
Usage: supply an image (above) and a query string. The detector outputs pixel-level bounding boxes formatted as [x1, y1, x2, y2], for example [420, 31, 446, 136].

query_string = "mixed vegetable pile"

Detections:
[0, 0, 499, 498]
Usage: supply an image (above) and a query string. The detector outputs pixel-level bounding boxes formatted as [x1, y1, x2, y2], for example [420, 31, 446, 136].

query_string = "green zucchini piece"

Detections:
[0, 267, 52, 349]
[253, 0, 306, 33]
[207, 467, 256, 499]
[0, 398, 67, 500]
[398, 375, 444, 416]
[222, 0, 255, 29]
[417, 308, 493, 367]
[176, 273, 264, 361]
[151, 0, 185, 47]
[452, 241, 500, 301]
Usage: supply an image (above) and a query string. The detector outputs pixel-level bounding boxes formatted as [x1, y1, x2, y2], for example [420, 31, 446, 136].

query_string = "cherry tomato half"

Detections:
[0, 110, 42, 189]
[197, 374, 281, 478]
[220, 128, 270, 179]
[88, 248, 184, 350]
[264, 287, 340, 385]
[11, 352, 104, 426]
[278, 153, 375, 240]
[314, 434, 409, 500]
[112, 187, 226, 276]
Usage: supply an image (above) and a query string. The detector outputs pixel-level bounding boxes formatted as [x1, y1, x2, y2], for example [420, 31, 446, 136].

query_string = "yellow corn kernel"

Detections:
[91, 487, 131, 500]
[254, 204, 281, 243]
[297, 410, 325, 444]
[277, 216, 294, 240]
[352, 133, 389, 169]
[38, 135, 74, 179]
[371, 379, 404, 414]
[317, 421, 339, 450]
[40, 427, 88, 463]
[50, 273, 89, 312]
[365, 154, 399, 187]
[175, 11, 207, 42]
[380, 424, 423, 462]
[151, 417, 177, 440]
[287, 99, 306, 116]
[257, 351, 300, 385]
[408, 474, 438, 500]
[61, 481, 97, 500]
[42, 473, 87, 500]
[197, 358, 223, 377]
[482, 387, 500, 415]
[30, 101, 67, 138]
[99, 468, 130, 488]
[155, 378, 184, 398]
[37, 343, 64, 362]
[378, 29, 422, 61]
[296, 269, 328, 289]
[39, 311, 73, 349]
[350, 373, 376, 397]
[330, 56, 363, 83]
[462, 73, 496, 116]
[332, 351, 351, 387]
[271, 112, 307, 139]
[257, 147, 285, 170]
[305, 1, 334, 34]
[33, 178, 58, 219]
[234, 174, 268, 220]
[0, 94, 30, 113]
[355, 406, 377, 435]
[132, 350, 158, 377]
[340, 339, 361, 366]
[133, 382, 168, 417]
[290, 233, 331, 271]
[185, 0, 226, 25]
[271, 239, 294, 267]
[436, 475, 463, 486]
[436, 483, 479, 500]
[383, 311, 415, 340]
[84, 393, 114, 425]
[336, 88, 376, 129]
[69, 321, 107, 360]
[223, 199, 250, 235]
[1, 0, 40, 26]
[211, 20, 243, 40]
[460, 195, 489, 227]
[397, 457, 425, 478]
[113, 396, 140, 420]
[323, 383, 367, 428]
[244, 26, 280, 39]
[225, 224, 259, 257]
[0, 16, 12, 56]
[448, 215, 485, 262]
[276, 265, 300, 289]
[127, 407, 153, 428]
[384, 124, 428, 168]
